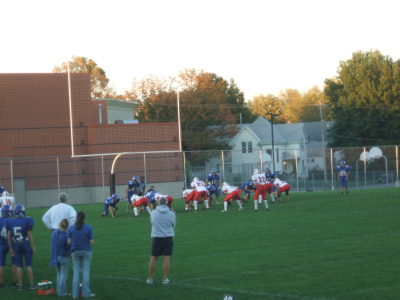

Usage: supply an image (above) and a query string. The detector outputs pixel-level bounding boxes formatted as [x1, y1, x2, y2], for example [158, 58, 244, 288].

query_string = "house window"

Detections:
[276, 148, 279, 162]
[307, 159, 309, 163]
[248, 142, 253, 153]
[242, 142, 253, 153]
[311, 158, 314, 163]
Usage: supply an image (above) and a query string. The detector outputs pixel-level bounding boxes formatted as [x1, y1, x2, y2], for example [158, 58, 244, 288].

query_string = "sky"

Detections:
[1, 0, 399, 100]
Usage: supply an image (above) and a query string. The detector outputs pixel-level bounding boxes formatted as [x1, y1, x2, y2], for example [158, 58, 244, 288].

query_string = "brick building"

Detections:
[0, 73, 183, 207]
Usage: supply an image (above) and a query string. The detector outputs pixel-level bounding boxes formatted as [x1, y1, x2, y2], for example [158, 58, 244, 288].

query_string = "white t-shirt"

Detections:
[192, 181, 207, 192]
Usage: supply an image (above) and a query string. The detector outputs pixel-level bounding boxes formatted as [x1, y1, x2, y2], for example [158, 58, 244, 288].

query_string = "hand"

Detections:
[32, 249, 36, 256]
[10, 249, 15, 257]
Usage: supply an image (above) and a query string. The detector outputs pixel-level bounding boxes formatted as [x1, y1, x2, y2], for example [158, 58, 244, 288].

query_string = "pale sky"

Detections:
[1, 0, 399, 100]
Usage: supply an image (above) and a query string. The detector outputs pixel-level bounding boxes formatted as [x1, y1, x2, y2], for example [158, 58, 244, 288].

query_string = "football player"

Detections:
[273, 178, 291, 202]
[183, 189, 195, 211]
[205, 169, 221, 204]
[6, 205, 37, 291]
[241, 180, 256, 203]
[139, 176, 146, 194]
[221, 184, 243, 212]
[0, 184, 5, 196]
[206, 183, 217, 207]
[191, 177, 209, 211]
[251, 169, 269, 211]
[125, 176, 142, 212]
[0, 205, 18, 288]
[337, 160, 350, 194]
[0, 191, 15, 209]
[154, 193, 175, 212]
[264, 167, 277, 203]
[145, 188, 159, 211]
[101, 194, 120, 217]
[131, 192, 152, 217]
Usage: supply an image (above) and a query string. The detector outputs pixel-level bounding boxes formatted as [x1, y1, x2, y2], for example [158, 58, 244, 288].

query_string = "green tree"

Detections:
[226, 78, 257, 124]
[126, 69, 238, 152]
[249, 93, 286, 123]
[325, 50, 400, 147]
[53, 56, 110, 98]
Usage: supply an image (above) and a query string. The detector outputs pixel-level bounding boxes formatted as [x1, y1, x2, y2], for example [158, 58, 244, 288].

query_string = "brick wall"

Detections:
[0, 74, 183, 192]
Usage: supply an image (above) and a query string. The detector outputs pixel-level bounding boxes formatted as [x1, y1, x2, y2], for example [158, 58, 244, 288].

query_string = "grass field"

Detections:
[1, 188, 399, 300]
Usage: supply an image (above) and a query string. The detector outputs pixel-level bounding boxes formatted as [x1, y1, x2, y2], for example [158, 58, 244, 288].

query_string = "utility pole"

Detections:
[319, 102, 327, 188]
[268, 113, 278, 172]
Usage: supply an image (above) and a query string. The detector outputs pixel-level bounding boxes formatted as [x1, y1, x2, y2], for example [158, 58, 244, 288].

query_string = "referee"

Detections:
[146, 197, 176, 284]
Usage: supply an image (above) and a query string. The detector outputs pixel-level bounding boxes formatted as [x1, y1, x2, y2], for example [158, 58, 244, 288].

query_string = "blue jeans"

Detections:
[56, 256, 69, 296]
[71, 250, 92, 298]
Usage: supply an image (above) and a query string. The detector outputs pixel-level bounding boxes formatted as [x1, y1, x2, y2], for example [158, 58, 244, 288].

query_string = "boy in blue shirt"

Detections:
[0, 205, 17, 288]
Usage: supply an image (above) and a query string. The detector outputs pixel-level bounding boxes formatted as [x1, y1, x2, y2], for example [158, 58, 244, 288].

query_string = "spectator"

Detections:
[42, 193, 77, 230]
[51, 218, 71, 297]
[146, 197, 176, 284]
[68, 211, 94, 298]
[6, 205, 37, 291]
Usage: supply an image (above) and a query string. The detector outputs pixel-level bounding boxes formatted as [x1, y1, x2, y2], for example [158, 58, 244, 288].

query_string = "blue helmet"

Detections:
[1, 204, 13, 218]
[14, 204, 25, 217]
[211, 168, 217, 173]
[265, 167, 270, 172]
[132, 176, 139, 183]
[340, 160, 345, 165]
[112, 193, 120, 203]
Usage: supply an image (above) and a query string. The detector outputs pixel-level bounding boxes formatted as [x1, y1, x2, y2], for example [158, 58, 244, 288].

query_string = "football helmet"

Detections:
[222, 182, 229, 187]
[193, 177, 199, 182]
[265, 167, 270, 172]
[14, 204, 25, 217]
[112, 193, 120, 203]
[211, 168, 217, 173]
[253, 169, 259, 175]
[340, 160, 345, 165]
[1, 204, 13, 218]
[2, 191, 9, 196]
[221, 186, 229, 193]
[154, 193, 161, 201]
[132, 176, 139, 183]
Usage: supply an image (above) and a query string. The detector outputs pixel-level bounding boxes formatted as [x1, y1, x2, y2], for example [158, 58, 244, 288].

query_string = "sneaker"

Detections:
[126, 210, 129, 213]
[100, 213, 104, 217]
[266, 208, 269, 211]
[221, 210, 226, 212]
[84, 294, 95, 298]
[194, 209, 198, 211]
[254, 209, 258, 212]
[239, 207, 243, 210]
[272, 201, 275, 204]
[29, 284, 37, 290]
[146, 278, 153, 284]
[12, 282, 18, 287]
[162, 278, 170, 284]
[215, 202, 220, 205]
[19, 285, 23, 291]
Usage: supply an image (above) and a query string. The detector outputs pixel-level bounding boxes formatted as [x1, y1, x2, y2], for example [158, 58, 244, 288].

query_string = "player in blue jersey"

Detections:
[0, 205, 17, 288]
[206, 183, 217, 206]
[0, 184, 5, 196]
[125, 176, 142, 212]
[145, 188, 159, 210]
[6, 204, 37, 291]
[264, 167, 277, 203]
[337, 160, 350, 194]
[241, 180, 256, 203]
[101, 194, 120, 217]
[205, 168, 221, 204]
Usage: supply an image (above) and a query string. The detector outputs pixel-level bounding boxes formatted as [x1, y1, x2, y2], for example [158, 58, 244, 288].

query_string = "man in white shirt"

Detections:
[42, 193, 77, 230]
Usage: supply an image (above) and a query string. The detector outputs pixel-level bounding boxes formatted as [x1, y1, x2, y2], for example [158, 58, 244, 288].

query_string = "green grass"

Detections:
[2, 188, 400, 300]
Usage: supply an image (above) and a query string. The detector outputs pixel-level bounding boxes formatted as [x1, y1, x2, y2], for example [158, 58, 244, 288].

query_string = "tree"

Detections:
[125, 69, 238, 152]
[53, 56, 110, 98]
[226, 78, 257, 124]
[249, 93, 286, 123]
[325, 50, 400, 147]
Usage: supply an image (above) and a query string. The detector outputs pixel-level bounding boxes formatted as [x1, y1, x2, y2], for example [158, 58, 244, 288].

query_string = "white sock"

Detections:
[146, 207, 152, 214]
[224, 201, 228, 211]
[254, 200, 258, 210]
[236, 200, 242, 208]
[204, 200, 209, 208]
[264, 200, 268, 209]
[133, 207, 138, 216]
[258, 195, 262, 204]
[194, 201, 198, 210]
[270, 193, 275, 202]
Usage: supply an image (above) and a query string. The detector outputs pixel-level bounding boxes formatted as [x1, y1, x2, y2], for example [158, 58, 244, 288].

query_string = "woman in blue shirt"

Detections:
[68, 212, 94, 298]
[51, 218, 71, 296]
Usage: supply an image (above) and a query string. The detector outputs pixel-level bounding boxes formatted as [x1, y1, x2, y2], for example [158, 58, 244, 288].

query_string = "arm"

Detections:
[27, 231, 36, 256]
[346, 171, 349, 180]
[42, 208, 53, 230]
[89, 239, 94, 245]
[109, 205, 115, 217]
[69, 207, 77, 225]
[7, 230, 14, 257]
[125, 186, 129, 199]
[67, 238, 72, 245]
